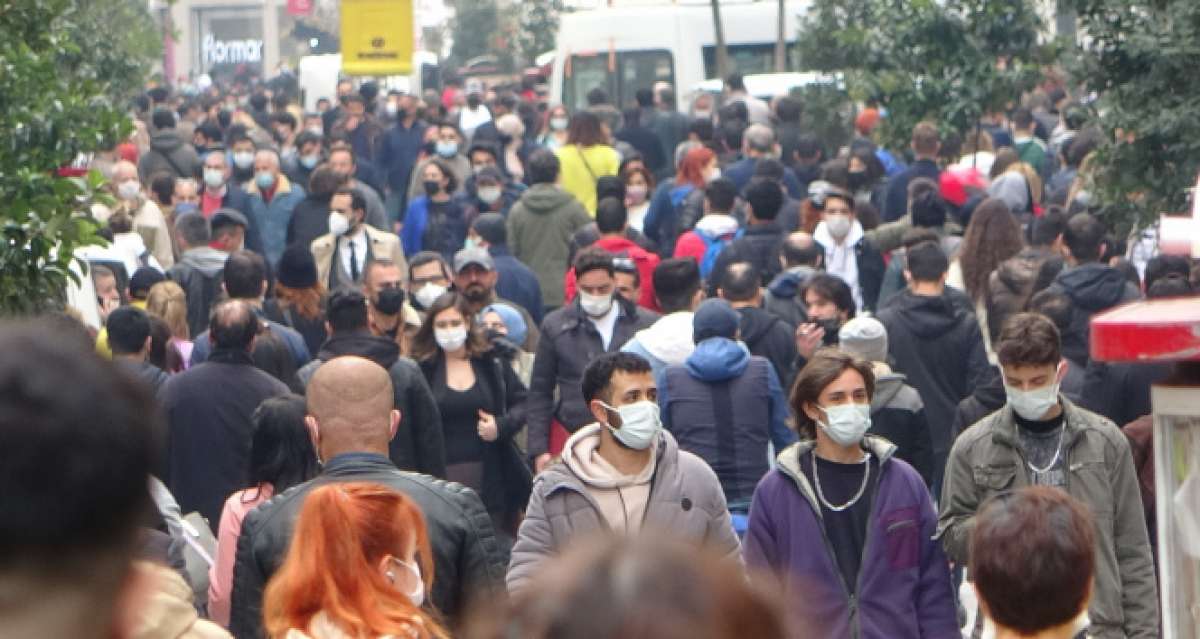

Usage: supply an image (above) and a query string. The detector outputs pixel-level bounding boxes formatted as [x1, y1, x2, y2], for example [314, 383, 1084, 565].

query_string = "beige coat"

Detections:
[130, 561, 231, 639]
[93, 198, 175, 269]
[311, 224, 407, 289]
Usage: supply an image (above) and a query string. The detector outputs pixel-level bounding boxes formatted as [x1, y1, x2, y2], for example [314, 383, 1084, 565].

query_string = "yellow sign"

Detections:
[341, 0, 413, 76]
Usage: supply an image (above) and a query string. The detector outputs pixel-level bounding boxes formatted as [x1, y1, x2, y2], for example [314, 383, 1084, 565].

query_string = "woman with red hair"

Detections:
[643, 145, 719, 256]
[263, 483, 449, 639]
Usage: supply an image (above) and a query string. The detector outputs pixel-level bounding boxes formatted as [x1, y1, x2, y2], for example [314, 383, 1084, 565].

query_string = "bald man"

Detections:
[95, 160, 174, 268]
[764, 231, 824, 328]
[229, 357, 506, 639]
[246, 148, 306, 267]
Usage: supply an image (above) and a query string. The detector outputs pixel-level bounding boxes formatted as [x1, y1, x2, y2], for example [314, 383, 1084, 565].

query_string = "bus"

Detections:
[549, 0, 809, 113]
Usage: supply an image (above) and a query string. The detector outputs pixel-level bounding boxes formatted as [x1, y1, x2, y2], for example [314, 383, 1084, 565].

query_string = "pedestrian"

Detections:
[402, 157, 469, 260]
[938, 312, 1158, 638]
[621, 258, 704, 377]
[458, 86, 493, 143]
[162, 299, 290, 529]
[563, 197, 662, 313]
[377, 93, 427, 225]
[508, 351, 740, 593]
[198, 151, 264, 255]
[230, 357, 506, 638]
[264, 244, 328, 356]
[287, 165, 345, 252]
[615, 107, 666, 176]
[166, 213, 228, 338]
[467, 213, 544, 324]
[361, 258, 418, 351]
[537, 104, 570, 151]
[208, 394, 318, 627]
[407, 122, 470, 202]
[621, 164, 655, 233]
[881, 122, 942, 221]
[643, 145, 715, 257]
[480, 302, 537, 387]
[317, 186, 407, 290]
[107, 305, 170, 396]
[140, 107, 202, 183]
[876, 241, 989, 492]
[717, 262, 798, 388]
[813, 187, 885, 312]
[763, 231, 823, 329]
[411, 291, 532, 538]
[453, 247, 539, 351]
[709, 178, 788, 290]
[984, 208, 1066, 342]
[724, 72, 769, 125]
[99, 160, 175, 268]
[658, 299, 795, 511]
[556, 111, 620, 216]
[724, 124, 805, 199]
[406, 251, 454, 319]
[458, 165, 523, 221]
[146, 279, 194, 368]
[743, 348, 958, 638]
[245, 148, 305, 268]
[295, 290, 445, 479]
[262, 483, 450, 639]
[506, 149, 593, 310]
[837, 316, 934, 486]
[527, 249, 657, 472]
[956, 197, 1025, 348]
[672, 177, 740, 280]
[328, 143, 390, 231]
[793, 273, 856, 367]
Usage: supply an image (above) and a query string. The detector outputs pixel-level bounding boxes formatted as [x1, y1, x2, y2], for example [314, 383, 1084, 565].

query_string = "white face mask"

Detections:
[549, 116, 569, 131]
[599, 400, 662, 450]
[816, 403, 872, 447]
[477, 186, 502, 204]
[117, 180, 141, 201]
[626, 184, 648, 204]
[328, 211, 351, 237]
[579, 290, 613, 317]
[385, 102, 399, 116]
[706, 167, 722, 183]
[434, 325, 468, 351]
[825, 214, 852, 240]
[390, 558, 425, 607]
[414, 283, 448, 309]
[232, 151, 255, 169]
[1005, 365, 1062, 421]
[203, 168, 226, 189]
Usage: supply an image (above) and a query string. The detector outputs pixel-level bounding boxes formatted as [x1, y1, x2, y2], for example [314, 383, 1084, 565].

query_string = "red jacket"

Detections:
[564, 236, 661, 312]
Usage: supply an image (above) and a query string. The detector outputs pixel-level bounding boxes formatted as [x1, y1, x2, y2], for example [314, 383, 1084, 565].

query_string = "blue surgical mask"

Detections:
[435, 140, 459, 157]
[299, 154, 319, 169]
[255, 171, 276, 190]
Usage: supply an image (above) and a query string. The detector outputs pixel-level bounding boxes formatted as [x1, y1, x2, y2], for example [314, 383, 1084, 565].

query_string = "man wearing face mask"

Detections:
[246, 149, 305, 268]
[812, 188, 885, 313]
[327, 144, 389, 232]
[744, 348, 957, 638]
[938, 313, 1158, 639]
[406, 251, 454, 318]
[283, 131, 324, 193]
[451, 247, 539, 352]
[97, 160, 175, 268]
[507, 351, 740, 594]
[527, 249, 658, 473]
[312, 187, 406, 292]
[228, 134, 258, 188]
[466, 214, 544, 325]
[199, 151, 264, 255]
[362, 259, 422, 348]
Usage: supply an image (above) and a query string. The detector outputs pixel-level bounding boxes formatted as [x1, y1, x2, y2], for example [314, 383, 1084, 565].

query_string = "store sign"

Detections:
[203, 33, 264, 66]
[287, 0, 313, 16]
[341, 0, 413, 76]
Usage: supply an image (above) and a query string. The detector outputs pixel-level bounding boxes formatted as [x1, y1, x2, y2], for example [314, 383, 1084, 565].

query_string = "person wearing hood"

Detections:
[528, 249, 658, 473]
[743, 349, 958, 638]
[468, 213, 543, 324]
[984, 208, 1066, 342]
[657, 298, 794, 513]
[718, 262, 798, 390]
[621, 258, 704, 377]
[506, 149, 593, 309]
[167, 213, 230, 337]
[508, 351, 740, 594]
[563, 197, 661, 313]
[1045, 212, 1140, 366]
[672, 177, 741, 279]
[812, 188, 885, 313]
[876, 241, 990, 494]
[987, 170, 1034, 217]
[764, 231, 823, 329]
[837, 317, 934, 487]
[139, 108, 202, 183]
[296, 290, 445, 479]
[98, 160, 175, 269]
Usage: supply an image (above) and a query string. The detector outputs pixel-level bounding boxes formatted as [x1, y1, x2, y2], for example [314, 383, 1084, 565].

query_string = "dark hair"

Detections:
[149, 171, 176, 204]
[0, 323, 155, 566]
[210, 299, 259, 351]
[326, 289, 370, 333]
[635, 88, 654, 108]
[308, 165, 345, 198]
[1143, 255, 1192, 292]
[658, 87, 677, 107]
[906, 241, 949, 282]
[775, 97, 802, 123]
[527, 148, 561, 185]
[1063, 212, 1105, 262]
[269, 111, 297, 130]
[175, 212, 211, 247]
[752, 158, 786, 183]
[819, 158, 850, 190]
[725, 72, 747, 92]
[803, 274, 856, 319]
[1011, 106, 1035, 129]
[989, 148, 1020, 179]
[408, 251, 452, 283]
[620, 164, 656, 194]
[960, 198, 1025, 302]
[248, 395, 319, 494]
[596, 175, 625, 203]
[653, 258, 702, 313]
[421, 157, 459, 194]
[996, 312, 1061, 367]
[582, 351, 653, 404]
[688, 118, 714, 142]
[705, 177, 737, 213]
[107, 306, 152, 355]
[574, 246, 615, 281]
[795, 134, 823, 161]
[410, 291, 490, 362]
[745, 179, 783, 221]
[586, 87, 610, 106]
[295, 130, 322, 150]
[971, 487, 1095, 634]
[720, 262, 761, 302]
[334, 186, 368, 215]
[789, 348, 875, 439]
[223, 250, 267, 299]
[1065, 129, 1101, 168]
[152, 108, 176, 130]
[567, 111, 608, 147]
[1030, 208, 1067, 247]
[595, 197, 628, 235]
[908, 178, 947, 228]
[195, 121, 223, 144]
[1148, 275, 1192, 299]
[781, 235, 822, 267]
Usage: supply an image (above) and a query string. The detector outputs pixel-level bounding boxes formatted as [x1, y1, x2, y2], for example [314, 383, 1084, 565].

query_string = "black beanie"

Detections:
[277, 244, 317, 289]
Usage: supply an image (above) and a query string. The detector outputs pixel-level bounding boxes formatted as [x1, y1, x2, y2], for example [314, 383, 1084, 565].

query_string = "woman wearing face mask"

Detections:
[743, 348, 958, 639]
[479, 302, 535, 388]
[263, 482, 449, 639]
[411, 292, 532, 539]
[401, 158, 467, 260]
[621, 164, 656, 233]
[537, 104, 571, 151]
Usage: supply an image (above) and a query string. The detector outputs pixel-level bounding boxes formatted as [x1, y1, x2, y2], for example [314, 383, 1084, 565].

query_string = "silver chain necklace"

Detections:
[1026, 424, 1067, 475]
[812, 450, 872, 512]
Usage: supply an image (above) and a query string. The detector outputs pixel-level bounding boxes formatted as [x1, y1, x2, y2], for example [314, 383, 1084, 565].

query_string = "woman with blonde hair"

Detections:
[145, 280, 193, 369]
[263, 482, 448, 639]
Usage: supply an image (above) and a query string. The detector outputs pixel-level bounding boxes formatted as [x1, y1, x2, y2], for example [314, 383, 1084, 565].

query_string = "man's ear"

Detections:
[305, 415, 321, 453]
[903, 269, 913, 285]
[141, 335, 152, 357]
[388, 409, 401, 441]
[589, 399, 609, 426]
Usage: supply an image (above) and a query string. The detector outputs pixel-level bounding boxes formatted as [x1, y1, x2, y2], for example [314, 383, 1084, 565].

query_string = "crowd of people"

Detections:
[8, 68, 1198, 638]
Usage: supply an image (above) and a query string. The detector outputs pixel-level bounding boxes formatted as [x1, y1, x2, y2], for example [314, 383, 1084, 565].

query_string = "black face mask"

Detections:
[375, 286, 406, 315]
[817, 317, 842, 346]
[847, 170, 869, 191]
[421, 141, 436, 156]
[423, 180, 441, 197]
[383, 325, 401, 339]
[484, 328, 505, 343]
[467, 96, 482, 108]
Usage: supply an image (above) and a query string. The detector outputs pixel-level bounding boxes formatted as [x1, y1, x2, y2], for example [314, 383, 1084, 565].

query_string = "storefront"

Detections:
[158, 0, 308, 85]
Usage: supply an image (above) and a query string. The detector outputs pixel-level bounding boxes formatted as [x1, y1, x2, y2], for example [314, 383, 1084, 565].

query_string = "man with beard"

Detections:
[452, 247, 539, 351]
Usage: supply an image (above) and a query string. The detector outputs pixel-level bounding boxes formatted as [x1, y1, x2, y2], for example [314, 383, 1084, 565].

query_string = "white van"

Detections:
[549, 0, 809, 113]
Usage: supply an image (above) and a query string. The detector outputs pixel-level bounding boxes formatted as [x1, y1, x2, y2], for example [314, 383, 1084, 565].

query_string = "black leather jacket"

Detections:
[228, 453, 508, 638]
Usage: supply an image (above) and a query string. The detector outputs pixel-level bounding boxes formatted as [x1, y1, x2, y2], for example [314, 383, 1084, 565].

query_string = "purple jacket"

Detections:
[744, 436, 958, 639]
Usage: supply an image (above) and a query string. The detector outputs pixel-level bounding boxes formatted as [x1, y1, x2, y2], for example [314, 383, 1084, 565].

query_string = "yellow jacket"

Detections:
[555, 144, 619, 216]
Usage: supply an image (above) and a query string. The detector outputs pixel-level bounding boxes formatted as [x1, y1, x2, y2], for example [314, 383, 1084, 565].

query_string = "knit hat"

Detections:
[277, 244, 318, 289]
[838, 317, 888, 363]
[692, 298, 741, 344]
[481, 302, 528, 347]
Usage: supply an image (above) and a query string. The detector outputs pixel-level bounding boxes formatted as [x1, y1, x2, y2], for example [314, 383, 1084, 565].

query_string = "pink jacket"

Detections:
[208, 484, 273, 627]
